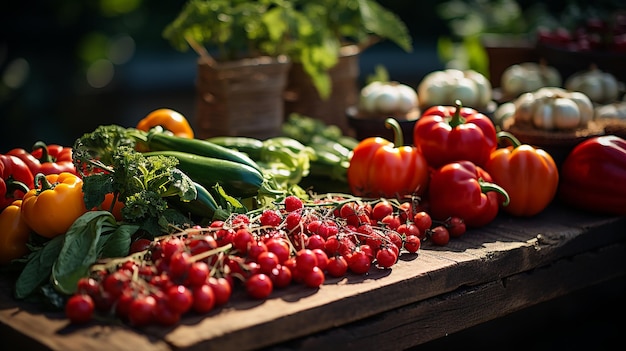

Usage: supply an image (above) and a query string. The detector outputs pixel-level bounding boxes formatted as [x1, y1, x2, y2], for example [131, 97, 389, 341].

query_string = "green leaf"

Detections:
[51, 211, 117, 295]
[100, 223, 140, 258]
[357, 0, 413, 52]
[14, 235, 65, 300]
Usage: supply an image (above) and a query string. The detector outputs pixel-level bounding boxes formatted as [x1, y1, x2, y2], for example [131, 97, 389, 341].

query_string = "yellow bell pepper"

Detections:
[136, 108, 194, 138]
[21, 172, 88, 238]
[0, 200, 32, 265]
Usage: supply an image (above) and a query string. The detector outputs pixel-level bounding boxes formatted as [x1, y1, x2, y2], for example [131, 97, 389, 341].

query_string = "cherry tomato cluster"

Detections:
[64, 195, 466, 326]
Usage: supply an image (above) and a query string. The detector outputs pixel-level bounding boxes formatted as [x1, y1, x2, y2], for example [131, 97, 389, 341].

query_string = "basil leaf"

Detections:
[100, 223, 139, 258]
[51, 211, 115, 295]
[14, 235, 65, 299]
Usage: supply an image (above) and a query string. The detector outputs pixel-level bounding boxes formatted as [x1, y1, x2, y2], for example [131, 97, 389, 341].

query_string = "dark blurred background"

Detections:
[1, 0, 589, 152]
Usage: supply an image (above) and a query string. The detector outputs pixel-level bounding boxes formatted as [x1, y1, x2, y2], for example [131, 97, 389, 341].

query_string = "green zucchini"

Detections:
[167, 181, 219, 220]
[144, 151, 264, 198]
[205, 136, 264, 160]
[147, 132, 262, 173]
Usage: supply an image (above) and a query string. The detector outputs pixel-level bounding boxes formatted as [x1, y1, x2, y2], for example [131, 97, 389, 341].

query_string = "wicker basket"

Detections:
[194, 55, 291, 140]
[284, 45, 360, 136]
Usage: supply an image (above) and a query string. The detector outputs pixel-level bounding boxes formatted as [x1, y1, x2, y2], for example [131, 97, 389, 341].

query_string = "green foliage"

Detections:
[14, 211, 139, 300]
[162, 0, 413, 99]
[73, 126, 197, 237]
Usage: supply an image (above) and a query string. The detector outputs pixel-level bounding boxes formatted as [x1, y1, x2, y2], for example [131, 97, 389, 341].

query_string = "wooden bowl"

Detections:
[503, 121, 606, 168]
[346, 106, 419, 145]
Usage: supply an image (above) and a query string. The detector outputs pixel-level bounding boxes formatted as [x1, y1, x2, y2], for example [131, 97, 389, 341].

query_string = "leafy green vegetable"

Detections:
[13, 211, 140, 299]
[72, 124, 145, 169]
[14, 235, 65, 300]
[73, 125, 198, 237]
[51, 211, 138, 295]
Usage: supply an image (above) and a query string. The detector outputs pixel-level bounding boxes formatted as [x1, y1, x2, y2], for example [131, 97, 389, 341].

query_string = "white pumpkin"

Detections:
[501, 62, 562, 98]
[358, 81, 418, 116]
[512, 87, 594, 130]
[595, 101, 626, 121]
[417, 69, 492, 110]
[565, 67, 620, 104]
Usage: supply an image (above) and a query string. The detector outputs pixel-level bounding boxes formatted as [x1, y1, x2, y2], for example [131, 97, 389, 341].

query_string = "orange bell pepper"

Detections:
[485, 132, 559, 217]
[0, 200, 32, 265]
[347, 118, 429, 199]
[21, 172, 88, 238]
[136, 108, 194, 138]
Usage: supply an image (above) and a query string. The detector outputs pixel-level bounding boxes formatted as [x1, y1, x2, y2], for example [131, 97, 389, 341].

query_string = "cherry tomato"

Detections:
[371, 200, 394, 221]
[246, 273, 273, 299]
[129, 238, 152, 254]
[269, 264, 293, 288]
[166, 285, 193, 315]
[65, 294, 95, 324]
[76, 277, 100, 297]
[128, 295, 157, 327]
[303, 266, 325, 288]
[398, 202, 413, 222]
[381, 215, 401, 230]
[295, 249, 318, 273]
[256, 251, 280, 274]
[326, 255, 348, 277]
[376, 246, 398, 268]
[265, 237, 291, 264]
[348, 250, 371, 275]
[186, 261, 210, 287]
[284, 195, 304, 212]
[403, 235, 421, 253]
[192, 284, 216, 314]
[154, 299, 181, 326]
[312, 248, 329, 271]
[397, 222, 420, 239]
[447, 217, 467, 237]
[413, 211, 432, 238]
[207, 277, 232, 305]
[233, 228, 254, 254]
[430, 225, 450, 246]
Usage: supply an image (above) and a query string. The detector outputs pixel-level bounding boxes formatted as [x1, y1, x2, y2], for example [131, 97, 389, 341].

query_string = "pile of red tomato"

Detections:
[64, 194, 465, 325]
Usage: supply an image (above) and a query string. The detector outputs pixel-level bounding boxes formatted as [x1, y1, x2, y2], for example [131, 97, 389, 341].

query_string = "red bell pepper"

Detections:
[0, 154, 35, 211]
[413, 100, 497, 168]
[558, 135, 626, 216]
[7, 141, 77, 175]
[428, 160, 509, 228]
[347, 118, 429, 199]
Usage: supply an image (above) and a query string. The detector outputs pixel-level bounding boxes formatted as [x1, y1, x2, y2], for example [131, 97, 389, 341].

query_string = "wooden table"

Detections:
[1, 203, 624, 351]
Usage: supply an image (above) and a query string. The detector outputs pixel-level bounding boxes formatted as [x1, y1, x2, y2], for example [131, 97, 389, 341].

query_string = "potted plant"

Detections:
[163, 0, 413, 138]
[283, 0, 414, 134]
[163, 0, 331, 139]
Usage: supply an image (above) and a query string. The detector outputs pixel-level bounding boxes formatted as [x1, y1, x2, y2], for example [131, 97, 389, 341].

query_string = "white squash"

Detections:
[417, 69, 492, 110]
[565, 66, 620, 104]
[512, 87, 594, 130]
[359, 81, 418, 115]
[501, 62, 562, 97]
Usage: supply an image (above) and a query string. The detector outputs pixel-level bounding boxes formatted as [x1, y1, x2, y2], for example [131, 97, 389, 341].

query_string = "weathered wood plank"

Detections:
[267, 241, 626, 351]
[0, 205, 624, 351]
